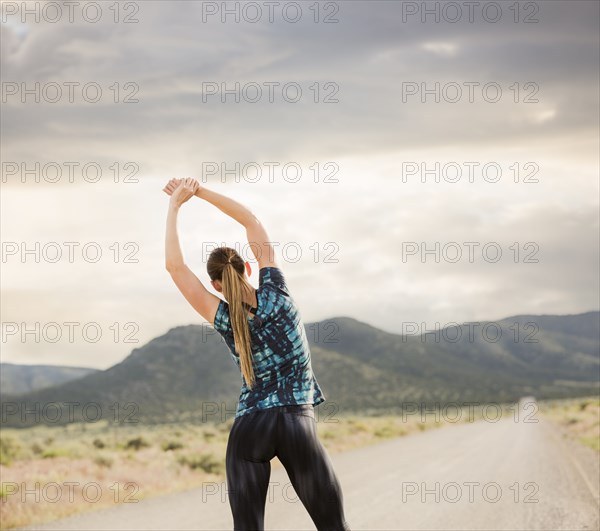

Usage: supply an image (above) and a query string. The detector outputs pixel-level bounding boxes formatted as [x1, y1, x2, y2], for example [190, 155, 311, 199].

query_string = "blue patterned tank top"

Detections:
[212, 266, 325, 418]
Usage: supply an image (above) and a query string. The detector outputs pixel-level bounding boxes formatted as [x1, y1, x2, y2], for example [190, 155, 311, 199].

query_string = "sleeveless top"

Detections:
[212, 266, 325, 418]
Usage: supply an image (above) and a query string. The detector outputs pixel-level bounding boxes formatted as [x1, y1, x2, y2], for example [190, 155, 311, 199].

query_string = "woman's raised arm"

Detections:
[164, 178, 221, 324]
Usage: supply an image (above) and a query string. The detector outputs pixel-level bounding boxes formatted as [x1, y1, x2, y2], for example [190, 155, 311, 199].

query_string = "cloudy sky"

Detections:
[1, 0, 598, 369]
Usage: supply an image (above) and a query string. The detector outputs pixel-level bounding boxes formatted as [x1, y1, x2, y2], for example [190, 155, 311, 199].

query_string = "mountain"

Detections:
[1, 312, 598, 427]
[309, 313, 600, 410]
[0, 363, 99, 396]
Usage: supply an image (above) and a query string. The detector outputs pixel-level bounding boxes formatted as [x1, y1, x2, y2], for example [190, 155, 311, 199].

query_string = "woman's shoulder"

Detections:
[258, 266, 289, 293]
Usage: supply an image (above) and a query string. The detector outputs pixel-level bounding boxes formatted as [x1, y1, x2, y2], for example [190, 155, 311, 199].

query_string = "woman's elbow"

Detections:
[244, 213, 262, 228]
[166, 261, 184, 272]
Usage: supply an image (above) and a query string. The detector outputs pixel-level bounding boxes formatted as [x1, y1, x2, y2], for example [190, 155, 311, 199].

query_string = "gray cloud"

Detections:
[1, 0, 598, 368]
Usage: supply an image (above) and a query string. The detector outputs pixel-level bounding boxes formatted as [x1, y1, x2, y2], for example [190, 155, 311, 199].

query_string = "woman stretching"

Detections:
[163, 178, 351, 531]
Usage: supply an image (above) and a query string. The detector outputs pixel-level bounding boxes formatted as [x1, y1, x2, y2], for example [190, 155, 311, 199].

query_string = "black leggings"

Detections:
[225, 404, 351, 531]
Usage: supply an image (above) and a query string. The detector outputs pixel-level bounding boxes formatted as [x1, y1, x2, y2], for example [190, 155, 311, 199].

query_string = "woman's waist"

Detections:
[274, 403, 314, 413]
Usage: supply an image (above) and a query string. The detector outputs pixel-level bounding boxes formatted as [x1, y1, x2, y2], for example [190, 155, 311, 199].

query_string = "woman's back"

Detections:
[213, 266, 325, 418]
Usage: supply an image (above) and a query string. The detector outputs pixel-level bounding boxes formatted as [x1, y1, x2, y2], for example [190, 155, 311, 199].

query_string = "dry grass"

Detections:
[0, 403, 510, 530]
[0, 420, 231, 529]
[537, 395, 600, 452]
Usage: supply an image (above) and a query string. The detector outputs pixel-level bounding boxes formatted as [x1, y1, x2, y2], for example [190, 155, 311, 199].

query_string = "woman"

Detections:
[163, 177, 351, 531]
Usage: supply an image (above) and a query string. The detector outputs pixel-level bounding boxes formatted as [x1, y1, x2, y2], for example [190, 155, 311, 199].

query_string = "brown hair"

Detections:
[207, 246, 256, 388]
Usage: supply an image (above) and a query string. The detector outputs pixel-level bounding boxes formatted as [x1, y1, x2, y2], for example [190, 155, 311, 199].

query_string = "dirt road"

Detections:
[19, 411, 600, 530]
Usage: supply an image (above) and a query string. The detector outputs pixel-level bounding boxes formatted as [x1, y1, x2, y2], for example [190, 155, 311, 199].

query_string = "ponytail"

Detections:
[221, 263, 256, 389]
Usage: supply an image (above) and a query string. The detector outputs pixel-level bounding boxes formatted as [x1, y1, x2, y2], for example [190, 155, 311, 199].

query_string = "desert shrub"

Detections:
[93, 438, 106, 449]
[374, 424, 396, 438]
[42, 447, 72, 459]
[177, 453, 223, 474]
[30, 442, 44, 455]
[581, 435, 600, 451]
[161, 441, 184, 451]
[203, 431, 216, 441]
[125, 437, 150, 451]
[94, 455, 114, 468]
[0, 436, 21, 466]
[347, 420, 369, 434]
